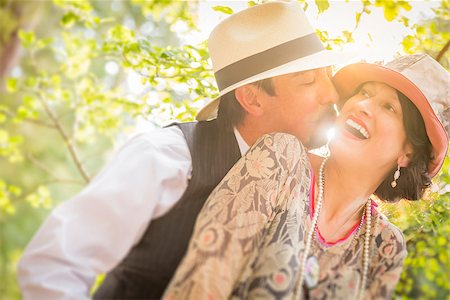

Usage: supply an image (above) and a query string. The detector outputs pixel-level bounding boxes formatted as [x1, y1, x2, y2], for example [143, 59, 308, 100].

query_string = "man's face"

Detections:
[260, 67, 339, 148]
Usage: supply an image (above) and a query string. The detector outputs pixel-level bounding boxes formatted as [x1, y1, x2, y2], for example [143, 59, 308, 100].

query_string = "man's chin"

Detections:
[305, 134, 328, 149]
[305, 123, 333, 149]
[307, 110, 336, 149]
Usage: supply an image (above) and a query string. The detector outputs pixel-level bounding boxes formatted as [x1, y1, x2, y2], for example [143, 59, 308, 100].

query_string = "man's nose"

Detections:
[319, 78, 339, 105]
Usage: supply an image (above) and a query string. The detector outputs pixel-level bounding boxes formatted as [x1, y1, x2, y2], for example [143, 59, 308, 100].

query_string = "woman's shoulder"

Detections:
[373, 210, 405, 240]
[252, 132, 311, 173]
[371, 209, 408, 261]
[257, 132, 308, 154]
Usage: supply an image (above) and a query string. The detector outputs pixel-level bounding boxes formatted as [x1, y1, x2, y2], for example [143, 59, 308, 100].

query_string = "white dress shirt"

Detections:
[18, 125, 248, 300]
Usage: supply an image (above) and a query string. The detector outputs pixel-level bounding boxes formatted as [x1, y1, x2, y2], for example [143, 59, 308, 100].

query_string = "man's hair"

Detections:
[216, 78, 275, 128]
[374, 91, 433, 202]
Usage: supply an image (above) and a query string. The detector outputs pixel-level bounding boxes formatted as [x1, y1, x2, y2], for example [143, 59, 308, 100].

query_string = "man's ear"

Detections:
[397, 143, 414, 168]
[234, 84, 265, 116]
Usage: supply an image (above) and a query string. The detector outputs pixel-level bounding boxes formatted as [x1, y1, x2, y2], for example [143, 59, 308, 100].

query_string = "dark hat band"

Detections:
[214, 33, 324, 91]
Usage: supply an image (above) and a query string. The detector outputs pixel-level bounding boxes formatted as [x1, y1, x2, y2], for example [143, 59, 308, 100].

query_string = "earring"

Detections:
[391, 165, 401, 188]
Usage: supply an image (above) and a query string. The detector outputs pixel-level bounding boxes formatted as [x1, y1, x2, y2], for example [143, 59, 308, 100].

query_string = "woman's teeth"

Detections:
[346, 119, 369, 139]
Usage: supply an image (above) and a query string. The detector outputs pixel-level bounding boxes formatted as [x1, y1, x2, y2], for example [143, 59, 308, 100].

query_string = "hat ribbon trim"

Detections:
[214, 33, 324, 91]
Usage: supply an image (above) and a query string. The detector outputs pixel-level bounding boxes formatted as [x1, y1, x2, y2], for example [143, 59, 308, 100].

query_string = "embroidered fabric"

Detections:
[164, 133, 407, 300]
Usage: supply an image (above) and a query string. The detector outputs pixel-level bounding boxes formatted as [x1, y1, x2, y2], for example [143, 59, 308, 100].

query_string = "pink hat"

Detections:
[333, 54, 450, 177]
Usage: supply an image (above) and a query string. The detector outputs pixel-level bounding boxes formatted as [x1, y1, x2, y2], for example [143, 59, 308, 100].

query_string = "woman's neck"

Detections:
[308, 154, 379, 241]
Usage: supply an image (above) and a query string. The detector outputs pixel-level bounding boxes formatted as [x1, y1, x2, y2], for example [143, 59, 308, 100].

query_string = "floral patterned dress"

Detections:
[163, 133, 407, 300]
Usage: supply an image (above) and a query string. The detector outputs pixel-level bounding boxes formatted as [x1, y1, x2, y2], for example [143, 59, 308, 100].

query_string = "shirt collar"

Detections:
[234, 127, 250, 156]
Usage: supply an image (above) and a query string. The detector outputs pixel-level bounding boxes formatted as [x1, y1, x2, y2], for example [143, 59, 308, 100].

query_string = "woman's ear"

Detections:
[234, 84, 265, 116]
[397, 143, 414, 167]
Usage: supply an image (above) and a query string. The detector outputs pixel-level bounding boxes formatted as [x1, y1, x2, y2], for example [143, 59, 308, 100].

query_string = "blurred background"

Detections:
[0, 0, 449, 298]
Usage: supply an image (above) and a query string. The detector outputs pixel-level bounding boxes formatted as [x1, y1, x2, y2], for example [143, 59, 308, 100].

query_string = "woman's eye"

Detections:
[384, 103, 396, 112]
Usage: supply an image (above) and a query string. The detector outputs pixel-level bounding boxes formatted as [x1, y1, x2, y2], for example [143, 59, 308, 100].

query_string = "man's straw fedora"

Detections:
[196, 1, 353, 121]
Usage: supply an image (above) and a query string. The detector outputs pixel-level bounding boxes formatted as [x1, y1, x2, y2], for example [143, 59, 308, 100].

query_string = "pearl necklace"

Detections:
[298, 157, 373, 299]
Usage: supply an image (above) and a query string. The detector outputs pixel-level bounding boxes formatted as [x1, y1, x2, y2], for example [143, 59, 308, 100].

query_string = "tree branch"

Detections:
[0, 108, 55, 128]
[37, 93, 91, 183]
[26, 152, 55, 178]
[436, 39, 450, 63]
[23, 118, 56, 128]
[27, 140, 89, 187]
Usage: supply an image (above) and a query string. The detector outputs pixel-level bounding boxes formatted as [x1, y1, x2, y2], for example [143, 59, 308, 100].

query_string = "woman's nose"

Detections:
[355, 98, 374, 117]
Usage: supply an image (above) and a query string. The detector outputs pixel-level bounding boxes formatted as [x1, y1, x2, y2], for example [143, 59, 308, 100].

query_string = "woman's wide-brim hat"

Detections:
[196, 1, 354, 121]
[333, 54, 450, 177]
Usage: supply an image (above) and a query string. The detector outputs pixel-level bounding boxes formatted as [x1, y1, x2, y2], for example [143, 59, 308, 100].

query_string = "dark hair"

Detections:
[216, 78, 275, 129]
[374, 91, 433, 202]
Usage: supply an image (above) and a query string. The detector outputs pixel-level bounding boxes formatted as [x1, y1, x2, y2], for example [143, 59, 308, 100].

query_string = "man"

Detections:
[18, 2, 352, 299]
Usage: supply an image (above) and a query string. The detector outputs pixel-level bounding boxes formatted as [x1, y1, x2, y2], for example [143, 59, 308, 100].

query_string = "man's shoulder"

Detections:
[128, 124, 188, 150]
[111, 125, 192, 167]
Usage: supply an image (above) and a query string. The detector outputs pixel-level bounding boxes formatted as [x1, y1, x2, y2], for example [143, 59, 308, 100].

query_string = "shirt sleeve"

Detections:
[367, 217, 408, 299]
[17, 126, 191, 300]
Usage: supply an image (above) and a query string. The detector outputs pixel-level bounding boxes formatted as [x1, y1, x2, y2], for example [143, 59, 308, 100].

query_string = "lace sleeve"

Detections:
[367, 217, 407, 299]
[163, 133, 309, 300]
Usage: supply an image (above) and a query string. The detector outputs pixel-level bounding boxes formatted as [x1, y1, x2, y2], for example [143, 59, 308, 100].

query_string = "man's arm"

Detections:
[17, 127, 191, 300]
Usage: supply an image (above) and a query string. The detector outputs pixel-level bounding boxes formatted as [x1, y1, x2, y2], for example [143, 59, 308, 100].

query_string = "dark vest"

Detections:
[94, 120, 241, 299]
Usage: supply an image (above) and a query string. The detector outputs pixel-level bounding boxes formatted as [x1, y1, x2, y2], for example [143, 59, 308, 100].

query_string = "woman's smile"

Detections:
[344, 116, 370, 139]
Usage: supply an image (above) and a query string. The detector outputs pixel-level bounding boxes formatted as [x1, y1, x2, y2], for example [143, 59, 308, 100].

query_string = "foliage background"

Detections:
[0, 0, 448, 299]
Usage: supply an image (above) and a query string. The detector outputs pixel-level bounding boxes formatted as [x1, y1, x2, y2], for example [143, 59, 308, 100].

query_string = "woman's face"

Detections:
[330, 81, 412, 172]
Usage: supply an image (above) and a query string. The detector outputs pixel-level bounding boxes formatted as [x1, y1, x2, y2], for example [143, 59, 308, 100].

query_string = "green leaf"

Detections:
[51, 75, 61, 86]
[437, 236, 446, 246]
[401, 35, 416, 53]
[25, 77, 37, 88]
[109, 25, 135, 42]
[7, 186, 21, 196]
[416, 26, 426, 35]
[61, 89, 72, 102]
[400, 1, 412, 11]
[18, 30, 35, 48]
[430, 22, 438, 34]
[315, 0, 330, 14]
[401, 16, 409, 27]
[61, 11, 79, 28]
[16, 103, 38, 120]
[26, 186, 53, 209]
[6, 78, 17, 93]
[383, 6, 398, 22]
[342, 30, 354, 43]
[212, 6, 234, 15]
[355, 12, 362, 25]
[127, 42, 140, 52]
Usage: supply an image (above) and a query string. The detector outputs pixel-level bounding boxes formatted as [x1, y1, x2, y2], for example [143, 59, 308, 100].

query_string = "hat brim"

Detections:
[196, 49, 355, 121]
[333, 63, 448, 177]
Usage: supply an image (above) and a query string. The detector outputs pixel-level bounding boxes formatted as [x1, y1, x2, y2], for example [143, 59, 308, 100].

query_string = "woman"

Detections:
[163, 54, 449, 299]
